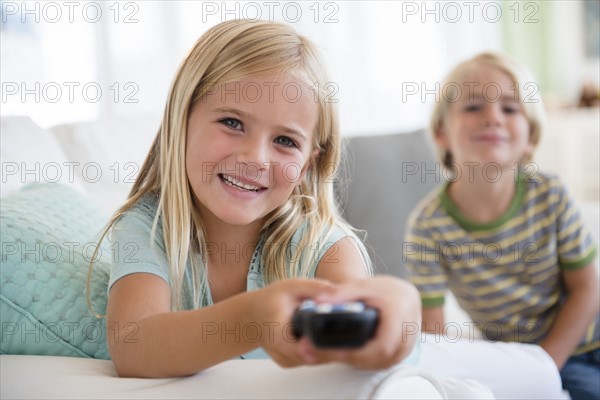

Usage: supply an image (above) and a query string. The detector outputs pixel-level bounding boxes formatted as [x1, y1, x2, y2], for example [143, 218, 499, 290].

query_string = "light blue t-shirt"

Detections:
[108, 194, 363, 359]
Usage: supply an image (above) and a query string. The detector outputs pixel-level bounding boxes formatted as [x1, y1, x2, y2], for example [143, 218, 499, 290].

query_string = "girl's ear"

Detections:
[298, 148, 320, 183]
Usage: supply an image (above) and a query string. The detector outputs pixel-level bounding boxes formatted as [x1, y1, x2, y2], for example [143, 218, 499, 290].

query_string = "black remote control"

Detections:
[291, 300, 379, 348]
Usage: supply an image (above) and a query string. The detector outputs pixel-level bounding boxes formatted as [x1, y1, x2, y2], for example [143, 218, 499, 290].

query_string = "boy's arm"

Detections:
[422, 306, 445, 334]
[540, 263, 600, 369]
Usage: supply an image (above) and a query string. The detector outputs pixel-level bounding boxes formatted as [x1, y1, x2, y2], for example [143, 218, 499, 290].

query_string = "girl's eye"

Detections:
[274, 136, 297, 148]
[464, 104, 481, 112]
[219, 118, 243, 130]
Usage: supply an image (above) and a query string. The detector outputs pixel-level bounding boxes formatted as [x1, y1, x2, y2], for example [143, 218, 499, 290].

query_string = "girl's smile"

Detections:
[218, 173, 267, 198]
[185, 75, 318, 228]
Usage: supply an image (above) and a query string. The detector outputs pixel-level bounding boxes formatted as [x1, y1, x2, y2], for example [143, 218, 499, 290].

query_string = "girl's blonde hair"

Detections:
[430, 52, 546, 167]
[88, 20, 369, 314]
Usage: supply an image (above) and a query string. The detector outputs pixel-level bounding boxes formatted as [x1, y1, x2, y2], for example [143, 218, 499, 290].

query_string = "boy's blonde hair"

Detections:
[430, 52, 546, 167]
[88, 20, 367, 313]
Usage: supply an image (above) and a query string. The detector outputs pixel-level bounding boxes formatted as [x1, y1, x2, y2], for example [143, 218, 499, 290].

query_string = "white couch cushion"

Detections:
[49, 112, 160, 214]
[0, 355, 446, 399]
[0, 116, 85, 198]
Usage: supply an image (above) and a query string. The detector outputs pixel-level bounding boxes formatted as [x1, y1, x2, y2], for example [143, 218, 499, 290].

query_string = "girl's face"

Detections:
[185, 75, 318, 229]
[437, 66, 532, 170]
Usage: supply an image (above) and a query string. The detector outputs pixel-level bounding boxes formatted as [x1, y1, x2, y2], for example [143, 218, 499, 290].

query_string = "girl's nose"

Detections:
[236, 137, 269, 171]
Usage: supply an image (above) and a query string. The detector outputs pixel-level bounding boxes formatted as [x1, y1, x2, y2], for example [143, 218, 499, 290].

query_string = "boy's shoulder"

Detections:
[522, 170, 566, 197]
[406, 185, 446, 227]
[406, 171, 569, 230]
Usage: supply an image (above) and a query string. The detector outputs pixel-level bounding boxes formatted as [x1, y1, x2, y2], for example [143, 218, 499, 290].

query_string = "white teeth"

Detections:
[221, 174, 261, 192]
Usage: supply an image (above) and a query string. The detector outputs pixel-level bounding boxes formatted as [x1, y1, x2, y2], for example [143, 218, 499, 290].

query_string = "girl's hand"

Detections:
[297, 276, 421, 370]
[250, 278, 337, 367]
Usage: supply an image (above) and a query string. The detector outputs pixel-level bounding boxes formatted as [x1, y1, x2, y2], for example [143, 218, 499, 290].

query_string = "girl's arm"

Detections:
[107, 273, 334, 377]
[314, 237, 370, 282]
[540, 263, 600, 369]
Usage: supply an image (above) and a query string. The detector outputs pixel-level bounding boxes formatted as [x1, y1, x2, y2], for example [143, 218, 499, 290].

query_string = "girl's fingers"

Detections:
[305, 277, 418, 370]
[270, 337, 335, 367]
[324, 276, 408, 300]
[266, 277, 419, 370]
[283, 278, 337, 301]
[268, 349, 303, 368]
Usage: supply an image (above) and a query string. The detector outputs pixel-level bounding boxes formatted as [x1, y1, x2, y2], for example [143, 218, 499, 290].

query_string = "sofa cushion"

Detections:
[0, 117, 85, 198]
[0, 355, 447, 399]
[0, 183, 110, 359]
[50, 112, 160, 214]
[338, 131, 439, 278]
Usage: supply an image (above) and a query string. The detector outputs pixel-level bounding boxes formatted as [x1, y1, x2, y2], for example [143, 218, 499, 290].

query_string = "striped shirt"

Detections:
[405, 172, 598, 354]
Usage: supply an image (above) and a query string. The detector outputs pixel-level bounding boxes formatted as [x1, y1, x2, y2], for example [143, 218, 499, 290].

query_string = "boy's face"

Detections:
[185, 75, 318, 230]
[437, 66, 532, 170]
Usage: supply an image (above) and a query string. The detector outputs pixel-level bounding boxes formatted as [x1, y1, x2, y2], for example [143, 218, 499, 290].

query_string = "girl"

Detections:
[406, 53, 599, 398]
[93, 20, 420, 378]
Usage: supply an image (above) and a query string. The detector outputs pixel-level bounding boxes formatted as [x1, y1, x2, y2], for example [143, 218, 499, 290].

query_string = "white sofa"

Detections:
[1, 115, 451, 399]
[1, 114, 597, 398]
[1, 355, 446, 399]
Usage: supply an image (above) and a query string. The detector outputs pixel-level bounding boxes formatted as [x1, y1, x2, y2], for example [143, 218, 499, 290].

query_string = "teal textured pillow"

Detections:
[1, 184, 111, 359]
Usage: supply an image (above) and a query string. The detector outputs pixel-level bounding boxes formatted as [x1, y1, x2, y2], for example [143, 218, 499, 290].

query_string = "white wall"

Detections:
[1, 1, 597, 136]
